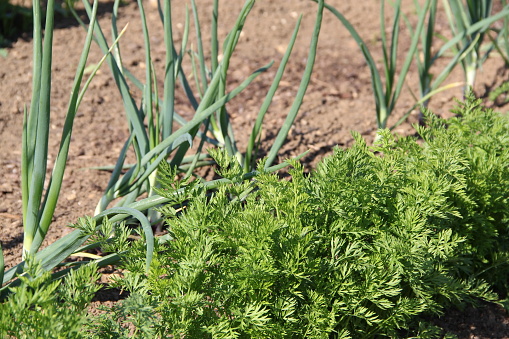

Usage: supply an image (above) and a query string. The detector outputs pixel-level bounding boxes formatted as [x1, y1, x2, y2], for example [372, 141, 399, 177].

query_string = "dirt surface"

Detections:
[1, 0, 509, 337]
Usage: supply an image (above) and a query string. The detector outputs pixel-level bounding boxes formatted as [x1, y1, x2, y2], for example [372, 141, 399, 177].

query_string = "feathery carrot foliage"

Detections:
[79, 94, 509, 338]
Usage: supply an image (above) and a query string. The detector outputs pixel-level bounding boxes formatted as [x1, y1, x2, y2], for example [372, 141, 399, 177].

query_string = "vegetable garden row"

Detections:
[2, 0, 509, 337]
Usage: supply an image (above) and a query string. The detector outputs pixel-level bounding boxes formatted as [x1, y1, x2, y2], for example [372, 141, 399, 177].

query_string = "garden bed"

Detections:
[1, 0, 509, 337]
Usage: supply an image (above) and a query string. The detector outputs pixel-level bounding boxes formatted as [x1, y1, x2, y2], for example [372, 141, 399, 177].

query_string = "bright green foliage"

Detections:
[418, 93, 509, 295]
[87, 95, 509, 337]
[3, 95, 507, 337]
[86, 292, 159, 338]
[0, 257, 100, 338]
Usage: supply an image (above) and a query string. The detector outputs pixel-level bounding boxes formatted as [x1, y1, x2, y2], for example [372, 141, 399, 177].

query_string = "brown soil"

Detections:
[1, 0, 509, 337]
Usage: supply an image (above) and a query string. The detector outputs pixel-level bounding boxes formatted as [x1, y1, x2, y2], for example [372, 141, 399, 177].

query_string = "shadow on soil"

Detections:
[1, 0, 120, 47]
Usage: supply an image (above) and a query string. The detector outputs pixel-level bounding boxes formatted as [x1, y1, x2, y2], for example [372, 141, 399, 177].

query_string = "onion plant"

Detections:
[316, 0, 432, 130]
[485, 0, 509, 67]
[396, 0, 487, 125]
[0, 0, 136, 296]
[69, 0, 324, 217]
[442, 0, 491, 93]
[0, 0, 113, 292]
[405, 0, 464, 113]
[441, 0, 509, 94]
[319, 0, 509, 129]
[1, 0, 324, 297]
[398, 0, 509, 126]
[20, 0, 103, 258]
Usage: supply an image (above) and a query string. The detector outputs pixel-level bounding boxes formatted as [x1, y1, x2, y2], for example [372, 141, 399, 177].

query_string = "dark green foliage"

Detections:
[88, 95, 509, 337]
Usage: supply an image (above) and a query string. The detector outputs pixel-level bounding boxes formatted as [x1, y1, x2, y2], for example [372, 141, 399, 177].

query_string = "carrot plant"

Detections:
[83, 95, 509, 338]
[0, 258, 100, 338]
